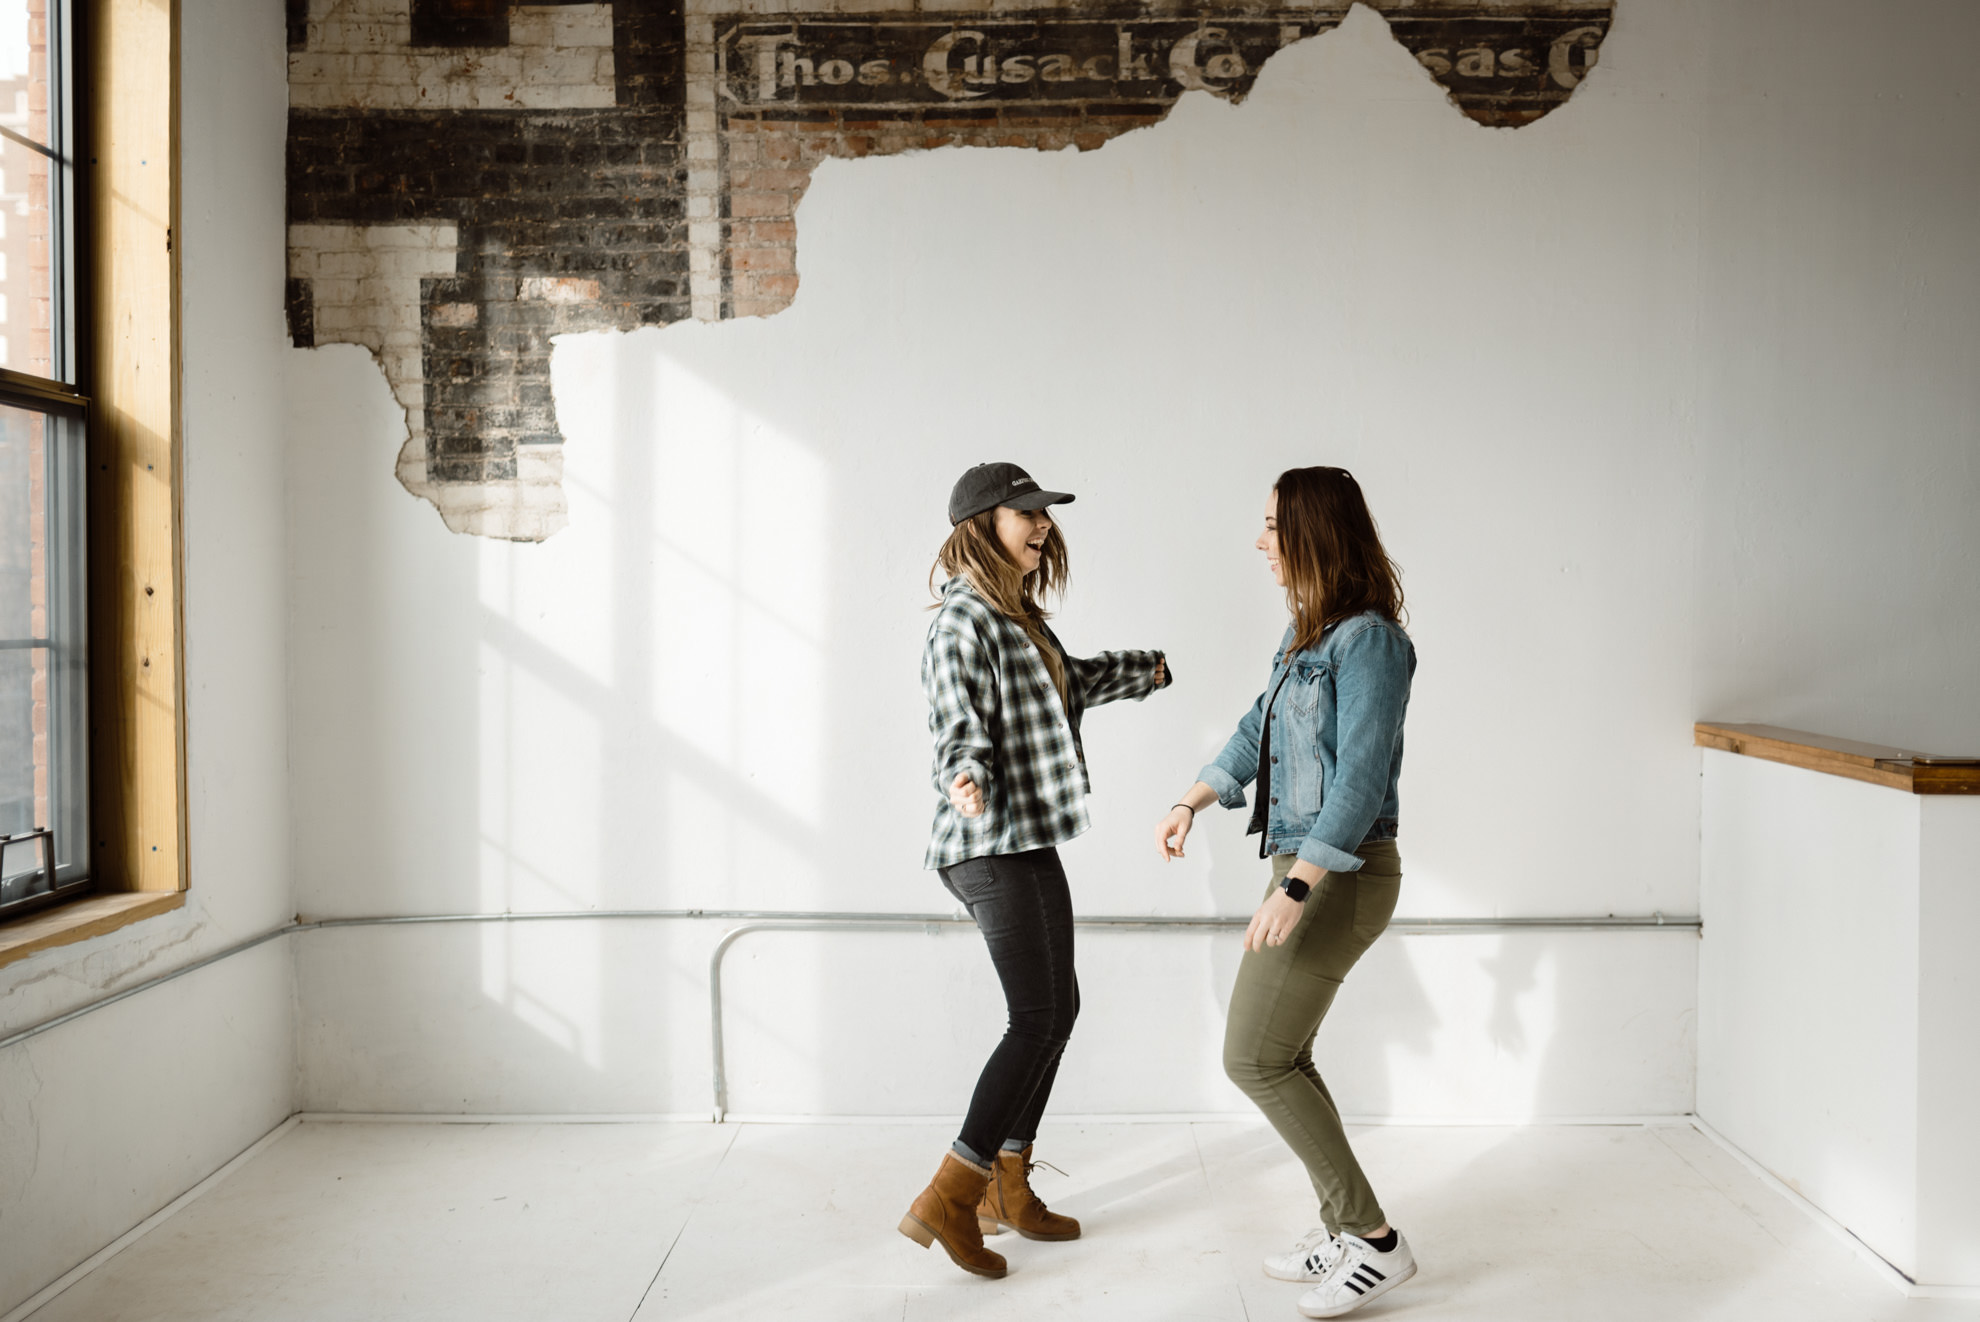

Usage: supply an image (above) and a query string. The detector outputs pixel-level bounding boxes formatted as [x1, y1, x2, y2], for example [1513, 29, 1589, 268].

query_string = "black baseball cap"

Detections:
[948, 462, 1076, 526]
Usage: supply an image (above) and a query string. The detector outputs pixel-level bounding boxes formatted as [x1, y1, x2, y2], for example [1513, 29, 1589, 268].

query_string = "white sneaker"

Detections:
[1296, 1230, 1417, 1318]
[1263, 1227, 1343, 1282]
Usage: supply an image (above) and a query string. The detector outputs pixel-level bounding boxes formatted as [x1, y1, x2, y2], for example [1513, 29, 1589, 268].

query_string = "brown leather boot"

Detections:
[976, 1145, 1082, 1241]
[899, 1151, 1009, 1278]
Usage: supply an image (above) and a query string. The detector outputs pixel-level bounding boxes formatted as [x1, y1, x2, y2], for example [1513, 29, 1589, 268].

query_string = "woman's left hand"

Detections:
[1154, 658, 1166, 686]
[1243, 889, 1306, 953]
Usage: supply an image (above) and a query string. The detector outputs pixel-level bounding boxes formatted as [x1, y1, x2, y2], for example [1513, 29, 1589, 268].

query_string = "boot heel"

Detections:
[979, 1216, 1004, 1235]
[898, 1214, 935, 1248]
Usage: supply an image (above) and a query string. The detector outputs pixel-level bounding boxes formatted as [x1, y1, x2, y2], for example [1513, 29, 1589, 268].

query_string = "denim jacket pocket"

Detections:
[1280, 668, 1328, 815]
[1286, 664, 1326, 716]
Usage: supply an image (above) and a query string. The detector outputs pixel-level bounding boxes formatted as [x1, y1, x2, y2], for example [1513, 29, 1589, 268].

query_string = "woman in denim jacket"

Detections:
[898, 462, 1172, 1280]
[1155, 466, 1418, 1320]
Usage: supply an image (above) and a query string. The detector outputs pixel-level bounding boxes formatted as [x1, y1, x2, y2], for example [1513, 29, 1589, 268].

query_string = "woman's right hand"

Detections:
[949, 772, 984, 818]
[1155, 804, 1195, 860]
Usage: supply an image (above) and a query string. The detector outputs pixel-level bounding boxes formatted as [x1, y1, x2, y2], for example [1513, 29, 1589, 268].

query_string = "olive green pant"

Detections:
[1222, 842, 1402, 1237]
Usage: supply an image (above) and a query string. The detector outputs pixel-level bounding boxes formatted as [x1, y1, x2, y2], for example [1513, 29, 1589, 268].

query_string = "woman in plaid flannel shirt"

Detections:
[897, 463, 1172, 1279]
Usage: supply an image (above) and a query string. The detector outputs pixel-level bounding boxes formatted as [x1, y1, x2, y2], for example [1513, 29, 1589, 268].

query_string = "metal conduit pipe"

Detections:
[0, 909, 1701, 1086]
[704, 911, 1700, 1121]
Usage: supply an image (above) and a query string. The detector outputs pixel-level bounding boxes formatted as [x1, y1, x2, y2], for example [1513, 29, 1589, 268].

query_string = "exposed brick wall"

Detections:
[287, 0, 1610, 539]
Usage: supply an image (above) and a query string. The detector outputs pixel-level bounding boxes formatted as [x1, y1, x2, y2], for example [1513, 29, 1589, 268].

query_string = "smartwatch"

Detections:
[1279, 875, 1311, 903]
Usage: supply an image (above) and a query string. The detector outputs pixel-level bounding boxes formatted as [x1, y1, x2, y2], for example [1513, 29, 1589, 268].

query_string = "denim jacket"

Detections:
[1198, 611, 1415, 873]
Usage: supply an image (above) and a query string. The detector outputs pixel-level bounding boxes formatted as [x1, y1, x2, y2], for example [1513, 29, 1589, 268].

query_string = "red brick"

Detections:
[729, 167, 810, 194]
[731, 246, 792, 274]
[758, 135, 803, 165]
[729, 191, 796, 218]
[736, 219, 796, 245]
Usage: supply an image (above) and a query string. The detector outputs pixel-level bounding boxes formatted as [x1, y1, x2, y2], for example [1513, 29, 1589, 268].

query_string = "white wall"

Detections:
[0, 0, 296, 1312]
[8, 0, 1972, 1305]
[289, 3, 1709, 1119]
[1693, 0, 1980, 752]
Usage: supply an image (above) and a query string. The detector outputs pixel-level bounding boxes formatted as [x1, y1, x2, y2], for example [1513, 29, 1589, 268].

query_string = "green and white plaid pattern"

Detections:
[923, 576, 1169, 869]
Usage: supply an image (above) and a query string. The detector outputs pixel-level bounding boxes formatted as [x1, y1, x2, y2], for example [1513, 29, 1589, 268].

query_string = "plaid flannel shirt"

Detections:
[923, 576, 1171, 869]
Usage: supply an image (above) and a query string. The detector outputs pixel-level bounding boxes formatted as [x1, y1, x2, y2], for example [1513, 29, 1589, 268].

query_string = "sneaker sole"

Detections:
[1298, 1259, 1417, 1318]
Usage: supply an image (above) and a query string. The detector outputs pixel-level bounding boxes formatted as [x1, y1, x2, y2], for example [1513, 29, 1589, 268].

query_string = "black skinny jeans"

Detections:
[938, 846, 1080, 1165]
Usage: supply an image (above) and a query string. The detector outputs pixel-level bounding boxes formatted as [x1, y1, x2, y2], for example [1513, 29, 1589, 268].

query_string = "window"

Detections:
[0, 0, 84, 923]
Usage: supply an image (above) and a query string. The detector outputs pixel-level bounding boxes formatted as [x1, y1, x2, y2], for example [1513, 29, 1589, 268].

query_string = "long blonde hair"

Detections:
[931, 509, 1072, 706]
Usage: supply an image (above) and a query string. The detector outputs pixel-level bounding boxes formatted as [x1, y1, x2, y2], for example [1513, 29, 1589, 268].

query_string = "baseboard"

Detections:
[1689, 1116, 1980, 1300]
[0, 1114, 302, 1322]
[297, 1111, 714, 1125]
[297, 1109, 1694, 1128]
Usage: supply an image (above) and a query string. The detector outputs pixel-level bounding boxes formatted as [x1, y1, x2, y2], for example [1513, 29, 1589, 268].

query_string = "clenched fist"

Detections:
[949, 772, 984, 818]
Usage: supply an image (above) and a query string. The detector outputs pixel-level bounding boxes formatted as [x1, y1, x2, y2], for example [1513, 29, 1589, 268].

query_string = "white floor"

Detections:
[20, 1119, 1979, 1322]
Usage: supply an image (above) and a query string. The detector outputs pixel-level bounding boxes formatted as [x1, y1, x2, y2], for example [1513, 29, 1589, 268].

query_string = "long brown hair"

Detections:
[1274, 466, 1404, 654]
[931, 509, 1072, 704]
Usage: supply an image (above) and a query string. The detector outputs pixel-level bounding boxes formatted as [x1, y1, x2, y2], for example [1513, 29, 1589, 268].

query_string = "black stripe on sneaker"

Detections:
[1361, 1264, 1387, 1282]
[1352, 1269, 1377, 1288]
[1344, 1280, 1366, 1295]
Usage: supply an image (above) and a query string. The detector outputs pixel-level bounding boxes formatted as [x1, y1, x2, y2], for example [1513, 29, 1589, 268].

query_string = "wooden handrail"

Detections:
[1694, 722, 1980, 795]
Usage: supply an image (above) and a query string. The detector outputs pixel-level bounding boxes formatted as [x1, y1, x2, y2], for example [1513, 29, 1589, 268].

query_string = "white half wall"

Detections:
[1700, 755, 1980, 1289]
[1696, 751, 1922, 1273]
[1916, 796, 1980, 1286]
[0, 0, 297, 1312]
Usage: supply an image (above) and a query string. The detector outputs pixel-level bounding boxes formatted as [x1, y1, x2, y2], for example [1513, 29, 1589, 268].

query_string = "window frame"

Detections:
[0, 0, 186, 963]
[0, 0, 93, 925]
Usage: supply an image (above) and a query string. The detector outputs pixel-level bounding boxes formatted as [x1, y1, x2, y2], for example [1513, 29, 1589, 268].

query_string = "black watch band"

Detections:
[1279, 876, 1311, 903]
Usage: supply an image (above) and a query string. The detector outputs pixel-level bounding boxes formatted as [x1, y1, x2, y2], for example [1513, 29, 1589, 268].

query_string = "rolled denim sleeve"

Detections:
[1067, 648, 1171, 708]
[1198, 686, 1268, 810]
[924, 623, 998, 801]
[1297, 622, 1411, 874]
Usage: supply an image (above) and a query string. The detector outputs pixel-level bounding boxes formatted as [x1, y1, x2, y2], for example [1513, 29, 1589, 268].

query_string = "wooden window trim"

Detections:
[85, 0, 184, 895]
[0, 891, 183, 967]
[0, 0, 182, 969]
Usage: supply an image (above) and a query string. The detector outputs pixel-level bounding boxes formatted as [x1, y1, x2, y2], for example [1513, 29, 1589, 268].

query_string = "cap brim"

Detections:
[1003, 490, 1075, 511]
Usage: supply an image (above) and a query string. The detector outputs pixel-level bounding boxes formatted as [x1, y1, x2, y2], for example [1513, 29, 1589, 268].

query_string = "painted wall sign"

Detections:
[285, 0, 1612, 539]
[717, 18, 1337, 109]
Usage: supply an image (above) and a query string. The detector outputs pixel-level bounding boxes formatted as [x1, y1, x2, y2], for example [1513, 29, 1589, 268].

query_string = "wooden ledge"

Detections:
[1695, 722, 1980, 795]
[0, 892, 187, 971]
